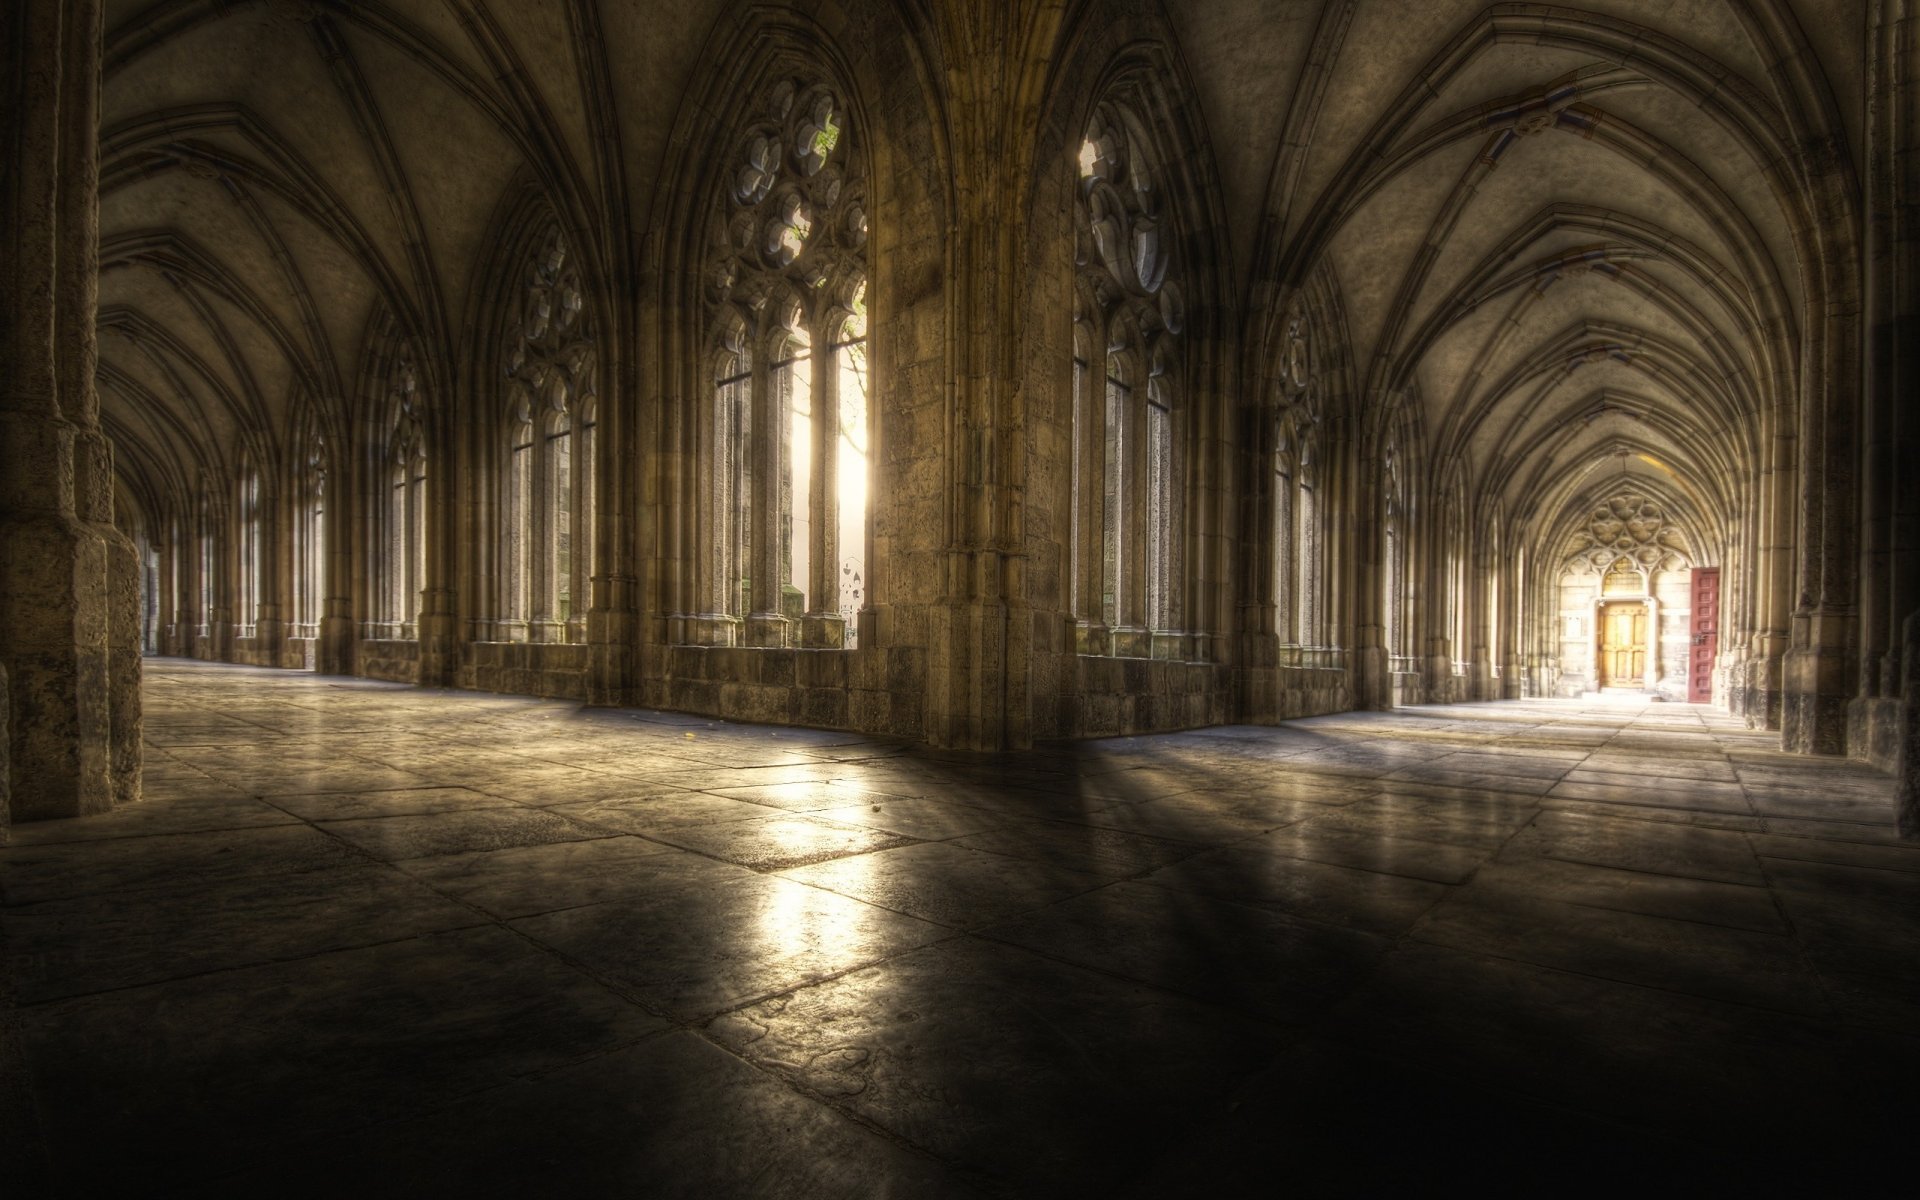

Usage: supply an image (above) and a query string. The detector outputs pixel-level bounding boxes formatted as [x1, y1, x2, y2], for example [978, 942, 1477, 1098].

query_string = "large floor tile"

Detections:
[315, 807, 608, 861]
[219, 1031, 979, 1199]
[980, 881, 1391, 1024]
[510, 874, 947, 1017]
[19, 926, 663, 1191]
[1, 863, 482, 1001]
[400, 835, 758, 917]
[707, 936, 1292, 1195]
[780, 841, 1110, 928]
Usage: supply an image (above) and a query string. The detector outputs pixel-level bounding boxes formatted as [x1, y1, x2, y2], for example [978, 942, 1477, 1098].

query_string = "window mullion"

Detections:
[810, 325, 836, 618]
[531, 429, 551, 629]
[1125, 378, 1149, 631]
[750, 349, 781, 620]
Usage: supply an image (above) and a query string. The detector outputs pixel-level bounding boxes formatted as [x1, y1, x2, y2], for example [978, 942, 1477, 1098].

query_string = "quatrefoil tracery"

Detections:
[1564, 492, 1689, 573]
[707, 77, 866, 339]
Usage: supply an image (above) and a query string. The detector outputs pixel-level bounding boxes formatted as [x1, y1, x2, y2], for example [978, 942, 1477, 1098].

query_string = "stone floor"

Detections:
[2, 660, 1915, 1196]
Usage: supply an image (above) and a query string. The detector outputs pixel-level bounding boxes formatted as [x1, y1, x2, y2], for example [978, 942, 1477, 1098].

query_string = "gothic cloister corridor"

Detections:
[1, 660, 1913, 1195]
[5, 0, 1920, 1192]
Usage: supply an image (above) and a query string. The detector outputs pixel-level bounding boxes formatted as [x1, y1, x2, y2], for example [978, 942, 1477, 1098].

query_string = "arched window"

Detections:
[1271, 294, 1324, 653]
[501, 227, 598, 643]
[235, 465, 260, 639]
[293, 433, 326, 640]
[378, 349, 427, 639]
[702, 77, 869, 648]
[1071, 99, 1187, 658]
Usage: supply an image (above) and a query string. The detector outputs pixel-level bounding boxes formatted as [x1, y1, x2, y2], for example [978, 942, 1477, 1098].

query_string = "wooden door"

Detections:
[1599, 602, 1647, 688]
[1690, 567, 1719, 703]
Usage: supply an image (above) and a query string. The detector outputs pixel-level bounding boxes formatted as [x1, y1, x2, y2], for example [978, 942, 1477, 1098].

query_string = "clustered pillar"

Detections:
[1863, 0, 1920, 832]
[0, 0, 140, 830]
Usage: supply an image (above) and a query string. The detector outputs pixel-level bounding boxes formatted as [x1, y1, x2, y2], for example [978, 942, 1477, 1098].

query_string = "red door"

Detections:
[1689, 567, 1719, 703]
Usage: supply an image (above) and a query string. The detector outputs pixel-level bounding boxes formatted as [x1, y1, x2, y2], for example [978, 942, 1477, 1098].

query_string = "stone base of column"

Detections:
[317, 613, 355, 674]
[1729, 652, 1783, 730]
[1527, 657, 1554, 699]
[1500, 659, 1524, 699]
[926, 598, 1012, 751]
[673, 614, 739, 647]
[417, 595, 459, 687]
[1109, 627, 1151, 659]
[1, 509, 115, 821]
[1466, 655, 1493, 701]
[797, 613, 846, 649]
[1070, 619, 1111, 657]
[1353, 642, 1389, 711]
[744, 613, 791, 648]
[587, 605, 637, 706]
[1782, 641, 1854, 756]
[1848, 693, 1903, 772]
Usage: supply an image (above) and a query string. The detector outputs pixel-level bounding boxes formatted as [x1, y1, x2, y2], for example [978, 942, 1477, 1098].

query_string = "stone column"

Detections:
[156, 519, 178, 654]
[746, 348, 787, 646]
[1350, 447, 1390, 711]
[1643, 594, 1660, 692]
[1, 0, 138, 822]
[416, 403, 458, 685]
[800, 334, 844, 648]
[1899, 611, 1920, 837]
[587, 335, 635, 705]
[317, 441, 354, 674]
[254, 478, 286, 666]
[1867, 0, 1920, 832]
[1782, 44, 1868, 754]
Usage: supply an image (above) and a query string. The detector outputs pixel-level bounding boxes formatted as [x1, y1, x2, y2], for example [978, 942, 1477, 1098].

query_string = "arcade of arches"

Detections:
[4, 0, 1917, 831]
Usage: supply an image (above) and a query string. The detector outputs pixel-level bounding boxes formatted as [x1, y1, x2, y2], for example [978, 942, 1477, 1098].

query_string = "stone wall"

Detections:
[1065, 657, 1234, 739]
[356, 640, 420, 686]
[461, 642, 588, 702]
[642, 643, 925, 741]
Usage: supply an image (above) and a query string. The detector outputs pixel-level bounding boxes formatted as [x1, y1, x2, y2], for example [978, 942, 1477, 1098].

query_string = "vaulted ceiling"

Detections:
[100, 0, 1861, 564]
[99, 0, 734, 520]
[1169, 0, 1859, 554]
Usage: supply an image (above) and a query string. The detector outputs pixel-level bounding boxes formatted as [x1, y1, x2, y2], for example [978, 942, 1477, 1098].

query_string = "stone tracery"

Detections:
[700, 74, 870, 650]
[1071, 95, 1188, 656]
[500, 225, 598, 643]
[1561, 491, 1692, 574]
